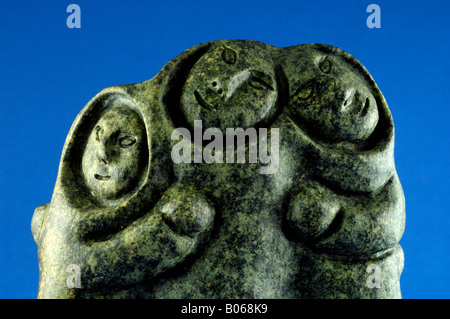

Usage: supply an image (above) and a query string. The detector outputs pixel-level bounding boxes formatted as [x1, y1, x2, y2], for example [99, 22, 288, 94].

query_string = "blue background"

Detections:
[0, 0, 448, 299]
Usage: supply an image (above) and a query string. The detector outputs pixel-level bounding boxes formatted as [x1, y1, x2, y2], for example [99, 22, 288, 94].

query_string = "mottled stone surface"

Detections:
[32, 40, 405, 299]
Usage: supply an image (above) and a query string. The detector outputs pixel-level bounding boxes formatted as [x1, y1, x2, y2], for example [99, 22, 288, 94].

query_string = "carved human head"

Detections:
[82, 105, 148, 202]
[181, 40, 278, 131]
[286, 44, 379, 143]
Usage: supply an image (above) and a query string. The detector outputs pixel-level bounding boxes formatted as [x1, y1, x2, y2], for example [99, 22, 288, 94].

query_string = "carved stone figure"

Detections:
[32, 40, 405, 298]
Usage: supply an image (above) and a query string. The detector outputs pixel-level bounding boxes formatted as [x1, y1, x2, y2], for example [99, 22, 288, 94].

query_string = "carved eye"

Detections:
[119, 136, 137, 148]
[319, 57, 332, 74]
[222, 46, 237, 65]
[248, 71, 274, 91]
[293, 82, 314, 100]
[248, 76, 274, 91]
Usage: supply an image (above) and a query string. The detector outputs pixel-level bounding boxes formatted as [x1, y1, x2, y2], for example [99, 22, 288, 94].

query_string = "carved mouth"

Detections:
[358, 97, 371, 117]
[194, 90, 216, 111]
[94, 174, 111, 181]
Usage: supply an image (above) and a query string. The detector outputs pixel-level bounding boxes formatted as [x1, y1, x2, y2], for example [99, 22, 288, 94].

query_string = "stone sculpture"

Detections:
[32, 40, 405, 299]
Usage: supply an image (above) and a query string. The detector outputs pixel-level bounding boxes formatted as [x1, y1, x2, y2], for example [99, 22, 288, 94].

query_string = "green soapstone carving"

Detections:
[32, 40, 405, 299]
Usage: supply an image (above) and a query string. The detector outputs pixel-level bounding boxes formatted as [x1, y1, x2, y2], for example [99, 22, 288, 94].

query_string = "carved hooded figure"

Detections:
[276, 43, 405, 298]
[31, 42, 216, 298]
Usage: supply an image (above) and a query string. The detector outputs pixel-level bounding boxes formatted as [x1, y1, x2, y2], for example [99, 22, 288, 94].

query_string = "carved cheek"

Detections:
[118, 145, 141, 176]
[82, 138, 98, 177]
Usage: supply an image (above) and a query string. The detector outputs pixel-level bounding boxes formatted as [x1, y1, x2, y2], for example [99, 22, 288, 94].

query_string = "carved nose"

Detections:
[96, 148, 108, 164]
[96, 137, 109, 164]
[341, 87, 356, 111]
[211, 80, 223, 95]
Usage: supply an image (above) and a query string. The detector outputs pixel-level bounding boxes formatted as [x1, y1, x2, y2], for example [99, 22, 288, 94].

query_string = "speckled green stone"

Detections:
[32, 40, 405, 299]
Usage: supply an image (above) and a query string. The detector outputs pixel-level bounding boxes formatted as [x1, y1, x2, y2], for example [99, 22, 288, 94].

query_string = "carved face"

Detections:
[181, 42, 278, 131]
[82, 106, 147, 202]
[288, 52, 379, 142]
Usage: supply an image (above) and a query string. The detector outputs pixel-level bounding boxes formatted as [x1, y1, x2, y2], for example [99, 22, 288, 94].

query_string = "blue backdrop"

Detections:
[0, 0, 448, 299]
